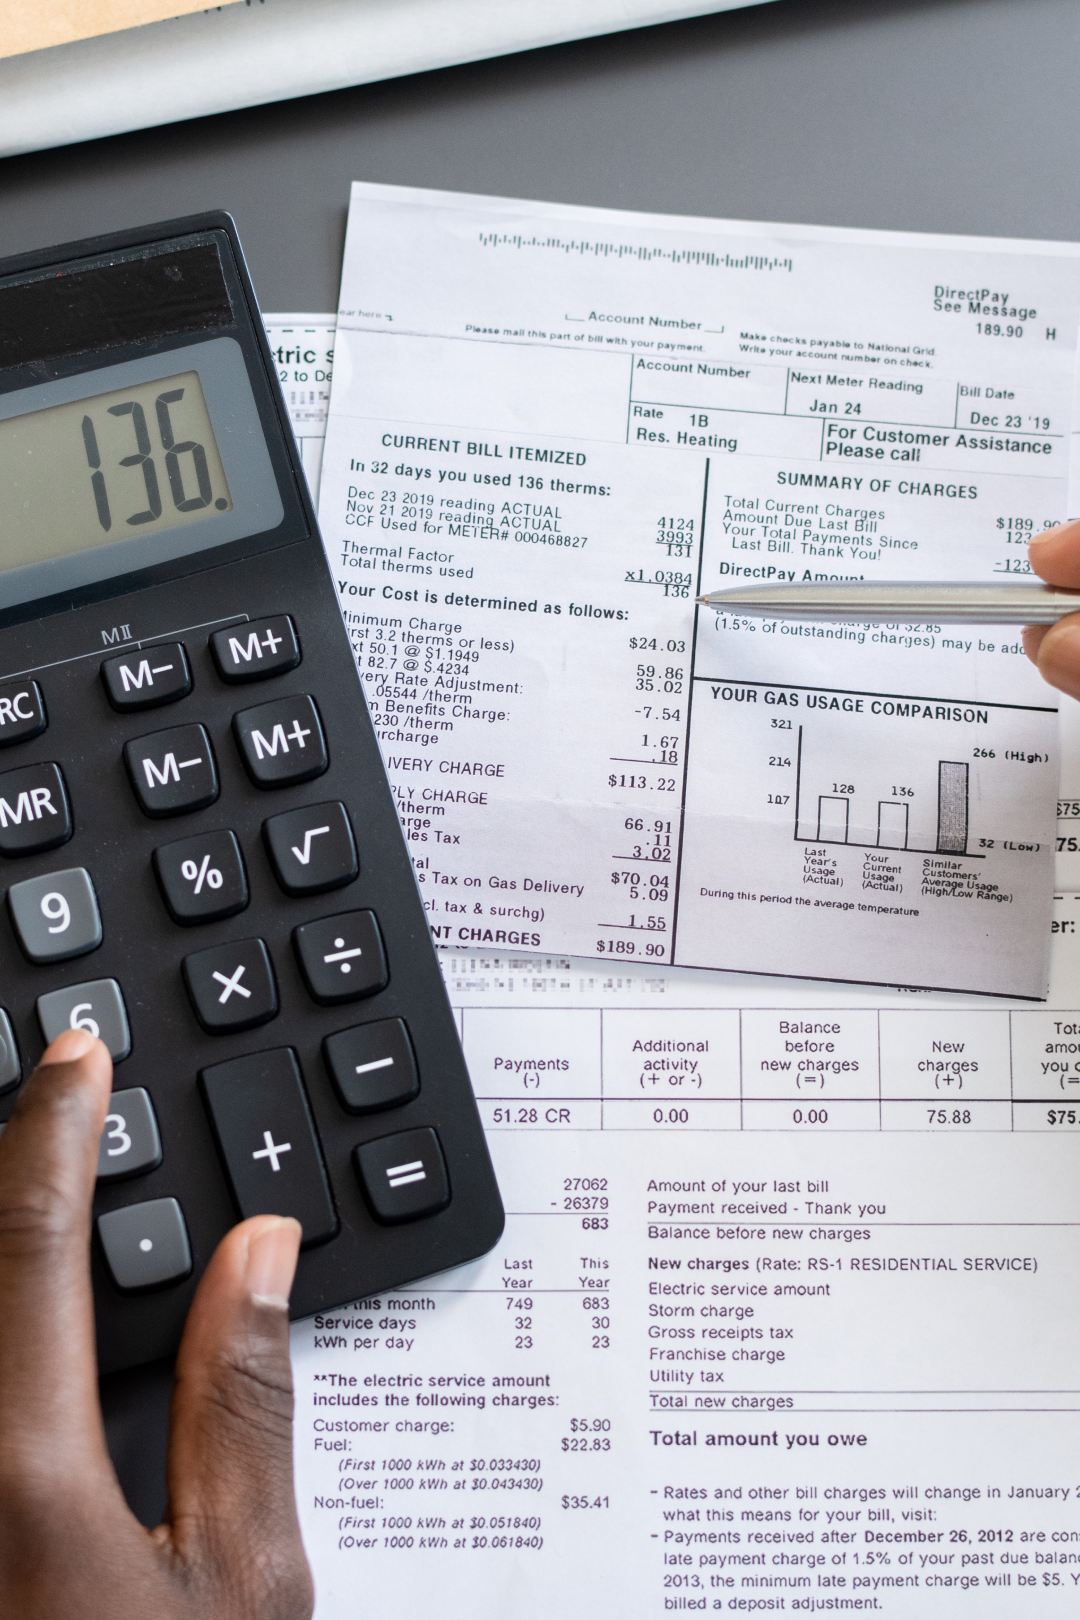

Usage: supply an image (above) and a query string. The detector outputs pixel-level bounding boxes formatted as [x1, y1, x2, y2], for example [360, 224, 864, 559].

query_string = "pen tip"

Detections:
[694, 595, 709, 605]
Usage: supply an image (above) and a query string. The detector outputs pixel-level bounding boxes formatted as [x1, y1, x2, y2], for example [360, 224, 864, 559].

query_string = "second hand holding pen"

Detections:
[694, 580, 1080, 624]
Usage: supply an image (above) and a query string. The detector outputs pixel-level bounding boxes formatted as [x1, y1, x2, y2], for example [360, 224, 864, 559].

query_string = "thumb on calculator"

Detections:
[0, 1027, 313, 1620]
[1025, 520, 1080, 697]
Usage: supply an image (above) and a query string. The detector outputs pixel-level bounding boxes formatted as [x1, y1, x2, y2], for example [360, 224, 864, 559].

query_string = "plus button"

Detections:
[252, 1129, 292, 1172]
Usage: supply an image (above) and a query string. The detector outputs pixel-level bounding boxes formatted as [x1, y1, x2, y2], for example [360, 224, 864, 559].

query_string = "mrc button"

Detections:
[354, 1127, 450, 1224]
[102, 642, 192, 712]
[0, 762, 72, 856]
[0, 679, 46, 747]
[211, 616, 300, 683]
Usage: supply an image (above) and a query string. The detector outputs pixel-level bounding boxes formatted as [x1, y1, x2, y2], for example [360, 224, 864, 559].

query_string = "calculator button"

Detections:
[210, 616, 301, 683]
[97, 1197, 192, 1293]
[97, 1088, 161, 1181]
[199, 1047, 337, 1244]
[153, 829, 249, 924]
[37, 978, 131, 1061]
[0, 762, 72, 856]
[263, 801, 358, 896]
[233, 694, 327, 789]
[323, 1018, 419, 1114]
[293, 911, 388, 1005]
[0, 1010, 20, 1095]
[0, 679, 46, 747]
[8, 867, 102, 964]
[182, 937, 278, 1033]
[125, 723, 219, 817]
[354, 1127, 450, 1224]
[102, 642, 192, 712]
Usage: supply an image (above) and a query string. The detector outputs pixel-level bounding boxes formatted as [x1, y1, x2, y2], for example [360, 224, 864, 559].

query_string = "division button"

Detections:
[354, 1127, 450, 1224]
[210, 616, 301, 683]
[233, 694, 327, 789]
[199, 1047, 337, 1245]
[293, 910, 388, 1005]
[97, 1087, 162, 1181]
[0, 679, 46, 747]
[0, 1010, 20, 1095]
[97, 1197, 192, 1292]
[153, 828, 249, 924]
[323, 1018, 419, 1114]
[0, 761, 72, 856]
[182, 937, 278, 1033]
[8, 867, 102, 964]
[263, 801, 357, 896]
[102, 642, 192, 712]
[37, 978, 131, 1061]
[125, 723, 219, 817]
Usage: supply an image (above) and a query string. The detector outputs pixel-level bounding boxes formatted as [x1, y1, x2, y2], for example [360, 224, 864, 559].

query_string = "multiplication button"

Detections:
[0, 762, 72, 856]
[8, 867, 102, 964]
[293, 911, 388, 1005]
[125, 724, 219, 817]
[153, 829, 248, 924]
[182, 937, 278, 1033]
[102, 642, 192, 712]
[97, 1198, 192, 1293]
[263, 802, 357, 896]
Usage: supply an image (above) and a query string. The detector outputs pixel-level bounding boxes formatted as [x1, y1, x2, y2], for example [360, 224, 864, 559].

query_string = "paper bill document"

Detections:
[311, 184, 1080, 999]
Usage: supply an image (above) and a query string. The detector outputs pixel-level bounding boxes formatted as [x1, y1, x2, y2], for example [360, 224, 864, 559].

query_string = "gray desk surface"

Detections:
[0, 0, 1074, 1527]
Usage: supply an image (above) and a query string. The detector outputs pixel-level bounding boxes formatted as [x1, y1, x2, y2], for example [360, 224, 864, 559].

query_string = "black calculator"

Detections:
[0, 214, 503, 1373]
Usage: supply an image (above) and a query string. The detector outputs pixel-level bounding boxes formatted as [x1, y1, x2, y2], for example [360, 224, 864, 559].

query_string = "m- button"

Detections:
[124, 724, 219, 817]
[102, 642, 192, 712]
[210, 616, 300, 683]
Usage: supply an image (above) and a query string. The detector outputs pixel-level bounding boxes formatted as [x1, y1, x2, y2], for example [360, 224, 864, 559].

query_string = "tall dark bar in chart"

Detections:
[936, 762, 969, 854]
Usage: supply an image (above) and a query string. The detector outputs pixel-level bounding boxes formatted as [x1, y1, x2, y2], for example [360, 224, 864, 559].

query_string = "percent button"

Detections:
[153, 829, 249, 925]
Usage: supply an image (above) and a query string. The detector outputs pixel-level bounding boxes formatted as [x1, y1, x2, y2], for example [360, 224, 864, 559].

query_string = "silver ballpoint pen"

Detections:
[694, 580, 1080, 625]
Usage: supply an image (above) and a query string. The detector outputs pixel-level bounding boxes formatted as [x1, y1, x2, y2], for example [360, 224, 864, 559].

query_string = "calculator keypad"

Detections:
[97, 1197, 192, 1293]
[8, 866, 102, 963]
[200, 1047, 338, 1245]
[293, 910, 388, 1005]
[210, 616, 301, 683]
[182, 937, 279, 1033]
[37, 977, 131, 1060]
[0, 680, 46, 747]
[102, 642, 192, 712]
[97, 1088, 162, 1181]
[233, 694, 327, 788]
[154, 828, 249, 924]
[263, 801, 358, 896]
[0, 762, 72, 856]
[125, 723, 219, 817]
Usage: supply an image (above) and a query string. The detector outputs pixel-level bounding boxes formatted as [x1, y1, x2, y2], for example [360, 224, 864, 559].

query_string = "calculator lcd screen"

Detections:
[0, 336, 285, 611]
[1, 371, 233, 574]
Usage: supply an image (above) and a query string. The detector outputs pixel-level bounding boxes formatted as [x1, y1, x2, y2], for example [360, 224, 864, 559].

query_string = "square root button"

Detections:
[199, 1047, 337, 1245]
[263, 802, 357, 897]
[97, 1198, 192, 1293]
[354, 1127, 450, 1224]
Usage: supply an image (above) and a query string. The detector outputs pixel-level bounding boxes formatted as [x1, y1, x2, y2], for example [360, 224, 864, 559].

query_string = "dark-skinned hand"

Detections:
[0, 1027, 314, 1620]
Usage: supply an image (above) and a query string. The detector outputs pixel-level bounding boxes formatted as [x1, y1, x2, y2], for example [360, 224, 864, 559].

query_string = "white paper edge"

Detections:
[0, 0, 775, 160]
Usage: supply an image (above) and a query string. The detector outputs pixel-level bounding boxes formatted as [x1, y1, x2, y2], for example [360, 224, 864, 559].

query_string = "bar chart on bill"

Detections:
[673, 677, 1059, 993]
